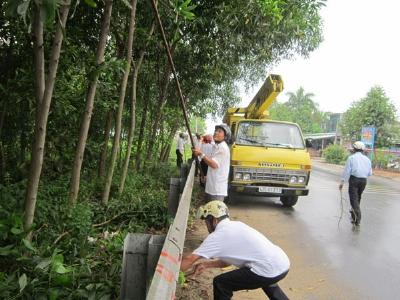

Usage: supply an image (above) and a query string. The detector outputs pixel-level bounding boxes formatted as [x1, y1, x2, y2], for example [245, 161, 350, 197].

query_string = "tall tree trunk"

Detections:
[135, 83, 150, 171]
[119, 23, 155, 193]
[118, 127, 126, 169]
[19, 90, 31, 179]
[156, 116, 165, 158]
[102, 0, 137, 205]
[98, 110, 113, 177]
[0, 102, 6, 183]
[145, 63, 172, 162]
[69, 0, 113, 205]
[160, 122, 178, 162]
[118, 57, 142, 193]
[24, 1, 71, 237]
[33, 4, 45, 115]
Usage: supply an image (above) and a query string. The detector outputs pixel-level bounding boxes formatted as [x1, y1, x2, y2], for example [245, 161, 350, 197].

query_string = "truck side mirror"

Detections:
[305, 138, 313, 148]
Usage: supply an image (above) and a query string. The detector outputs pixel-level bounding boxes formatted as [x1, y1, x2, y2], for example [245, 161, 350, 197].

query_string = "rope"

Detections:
[338, 189, 345, 228]
[338, 188, 359, 228]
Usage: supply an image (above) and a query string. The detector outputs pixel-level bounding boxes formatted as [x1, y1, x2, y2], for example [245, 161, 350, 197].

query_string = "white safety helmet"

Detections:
[353, 141, 366, 151]
[215, 124, 232, 143]
[197, 200, 229, 219]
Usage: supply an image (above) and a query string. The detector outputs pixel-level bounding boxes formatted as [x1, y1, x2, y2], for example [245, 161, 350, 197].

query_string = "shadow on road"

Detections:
[228, 193, 296, 214]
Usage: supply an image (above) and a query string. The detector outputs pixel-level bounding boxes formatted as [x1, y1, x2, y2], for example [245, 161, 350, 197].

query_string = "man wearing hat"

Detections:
[180, 200, 290, 300]
[192, 124, 231, 201]
[339, 141, 373, 226]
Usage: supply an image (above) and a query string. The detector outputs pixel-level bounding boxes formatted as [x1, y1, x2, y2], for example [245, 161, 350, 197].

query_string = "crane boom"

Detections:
[245, 74, 284, 119]
[223, 74, 283, 125]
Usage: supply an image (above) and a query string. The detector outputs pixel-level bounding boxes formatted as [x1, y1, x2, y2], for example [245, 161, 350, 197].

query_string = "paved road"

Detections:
[227, 161, 400, 299]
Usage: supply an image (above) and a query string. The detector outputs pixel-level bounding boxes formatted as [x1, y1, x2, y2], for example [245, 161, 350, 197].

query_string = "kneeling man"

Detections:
[180, 201, 290, 300]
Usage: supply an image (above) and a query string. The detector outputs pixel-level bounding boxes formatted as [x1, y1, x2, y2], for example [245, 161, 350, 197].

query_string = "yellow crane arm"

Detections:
[245, 74, 284, 119]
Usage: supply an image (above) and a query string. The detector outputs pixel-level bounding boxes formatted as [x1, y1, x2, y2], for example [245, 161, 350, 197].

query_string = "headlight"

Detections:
[234, 173, 243, 180]
[243, 173, 251, 181]
[289, 176, 298, 183]
[298, 176, 306, 184]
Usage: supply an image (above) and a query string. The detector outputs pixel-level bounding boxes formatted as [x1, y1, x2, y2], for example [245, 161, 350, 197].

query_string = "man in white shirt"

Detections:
[176, 133, 185, 168]
[200, 134, 214, 186]
[192, 124, 231, 201]
[180, 201, 290, 300]
[192, 133, 202, 176]
[339, 141, 372, 226]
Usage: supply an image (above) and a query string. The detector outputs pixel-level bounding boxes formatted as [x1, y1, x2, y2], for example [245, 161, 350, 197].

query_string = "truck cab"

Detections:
[224, 75, 311, 207]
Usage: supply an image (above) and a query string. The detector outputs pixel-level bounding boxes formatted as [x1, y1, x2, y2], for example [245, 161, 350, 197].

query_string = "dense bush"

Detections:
[372, 151, 395, 169]
[323, 144, 348, 164]
[0, 163, 173, 299]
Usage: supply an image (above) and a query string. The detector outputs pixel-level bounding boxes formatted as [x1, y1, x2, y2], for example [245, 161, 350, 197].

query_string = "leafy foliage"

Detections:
[0, 0, 327, 297]
[0, 164, 172, 299]
[323, 144, 347, 164]
[340, 86, 398, 147]
[372, 151, 395, 169]
[269, 87, 327, 133]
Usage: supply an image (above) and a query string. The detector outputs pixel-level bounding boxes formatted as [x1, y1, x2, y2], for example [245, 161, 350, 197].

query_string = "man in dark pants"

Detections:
[339, 141, 372, 226]
[176, 133, 185, 168]
[180, 201, 290, 300]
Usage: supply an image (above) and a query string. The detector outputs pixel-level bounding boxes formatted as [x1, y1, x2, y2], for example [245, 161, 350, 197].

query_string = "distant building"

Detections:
[305, 113, 343, 156]
[324, 112, 342, 133]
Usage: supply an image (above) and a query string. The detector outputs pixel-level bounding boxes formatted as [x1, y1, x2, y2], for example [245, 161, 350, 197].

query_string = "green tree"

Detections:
[0, 0, 328, 296]
[341, 86, 398, 147]
[269, 87, 326, 133]
[101, 0, 138, 205]
[190, 117, 206, 134]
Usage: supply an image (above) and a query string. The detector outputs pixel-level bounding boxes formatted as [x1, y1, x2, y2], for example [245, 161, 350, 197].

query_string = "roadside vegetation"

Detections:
[0, 164, 173, 298]
[269, 83, 399, 171]
[0, 0, 326, 297]
[323, 144, 347, 164]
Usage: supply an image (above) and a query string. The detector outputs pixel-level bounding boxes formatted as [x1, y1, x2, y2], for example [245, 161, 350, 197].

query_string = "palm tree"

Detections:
[285, 87, 327, 133]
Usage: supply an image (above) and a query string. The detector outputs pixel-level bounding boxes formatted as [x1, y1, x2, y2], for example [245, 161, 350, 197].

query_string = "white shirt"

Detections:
[341, 152, 372, 181]
[176, 137, 185, 154]
[193, 136, 201, 149]
[200, 143, 213, 157]
[205, 141, 230, 196]
[193, 219, 290, 278]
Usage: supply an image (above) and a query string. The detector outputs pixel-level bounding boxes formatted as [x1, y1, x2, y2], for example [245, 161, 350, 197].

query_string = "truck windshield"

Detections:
[236, 121, 305, 149]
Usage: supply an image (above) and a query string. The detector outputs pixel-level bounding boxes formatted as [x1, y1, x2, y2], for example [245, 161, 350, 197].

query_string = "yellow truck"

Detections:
[223, 74, 312, 207]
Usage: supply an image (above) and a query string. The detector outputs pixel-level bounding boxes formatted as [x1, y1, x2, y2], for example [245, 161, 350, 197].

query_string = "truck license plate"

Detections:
[259, 187, 282, 193]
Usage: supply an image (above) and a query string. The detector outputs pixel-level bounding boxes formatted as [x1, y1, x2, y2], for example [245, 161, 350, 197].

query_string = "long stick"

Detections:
[149, 0, 195, 147]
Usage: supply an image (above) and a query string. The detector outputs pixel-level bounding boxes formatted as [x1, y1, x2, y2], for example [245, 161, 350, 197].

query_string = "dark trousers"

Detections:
[192, 154, 200, 176]
[213, 267, 289, 300]
[200, 160, 209, 176]
[348, 175, 367, 224]
[176, 149, 183, 168]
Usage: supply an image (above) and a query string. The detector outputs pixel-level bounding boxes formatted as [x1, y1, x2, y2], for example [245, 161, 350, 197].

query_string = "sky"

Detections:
[206, 0, 400, 133]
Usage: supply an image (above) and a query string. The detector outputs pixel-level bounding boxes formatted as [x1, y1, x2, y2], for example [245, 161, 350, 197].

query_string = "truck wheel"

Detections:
[280, 196, 298, 207]
[225, 188, 236, 204]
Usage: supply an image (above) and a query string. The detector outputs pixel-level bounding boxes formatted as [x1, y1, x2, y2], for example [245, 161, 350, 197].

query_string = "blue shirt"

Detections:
[341, 152, 372, 182]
